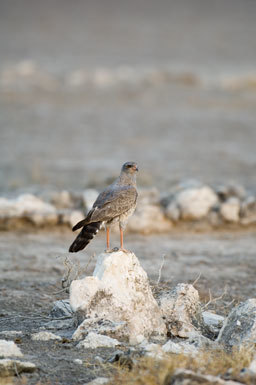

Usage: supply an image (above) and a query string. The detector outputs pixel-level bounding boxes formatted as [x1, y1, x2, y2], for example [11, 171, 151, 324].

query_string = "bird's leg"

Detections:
[105, 228, 112, 253]
[119, 226, 129, 253]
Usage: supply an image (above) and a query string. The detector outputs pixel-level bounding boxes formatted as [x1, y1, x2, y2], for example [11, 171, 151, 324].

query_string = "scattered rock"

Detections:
[217, 299, 256, 348]
[31, 332, 62, 341]
[73, 358, 83, 365]
[170, 368, 243, 385]
[49, 299, 73, 319]
[42, 318, 74, 330]
[220, 197, 240, 223]
[0, 359, 36, 377]
[165, 200, 180, 222]
[108, 350, 134, 369]
[0, 341, 23, 358]
[77, 332, 120, 349]
[0, 194, 57, 229]
[158, 284, 201, 338]
[70, 251, 166, 344]
[162, 340, 198, 355]
[0, 331, 23, 339]
[73, 318, 129, 342]
[127, 203, 172, 234]
[240, 196, 256, 225]
[216, 183, 246, 201]
[175, 186, 218, 220]
[50, 190, 74, 209]
[84, 377, 109, 385]
[202, 311, 225, 335]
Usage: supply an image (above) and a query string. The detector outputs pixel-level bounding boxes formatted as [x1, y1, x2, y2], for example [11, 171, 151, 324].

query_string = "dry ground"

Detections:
[1, 229, 256, 384]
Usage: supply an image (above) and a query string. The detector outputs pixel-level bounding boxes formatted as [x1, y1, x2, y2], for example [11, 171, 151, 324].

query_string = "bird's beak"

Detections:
[133, 165, 138, 172]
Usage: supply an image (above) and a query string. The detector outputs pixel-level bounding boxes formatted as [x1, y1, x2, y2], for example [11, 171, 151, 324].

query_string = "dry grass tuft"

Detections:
[109, 346, 255, 385]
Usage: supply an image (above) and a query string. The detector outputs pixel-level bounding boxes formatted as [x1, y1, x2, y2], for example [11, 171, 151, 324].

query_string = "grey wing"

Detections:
[90, 186, 137, 222]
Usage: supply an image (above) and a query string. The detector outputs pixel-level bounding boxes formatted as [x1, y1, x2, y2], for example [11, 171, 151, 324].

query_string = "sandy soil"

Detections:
[1, 229, 256, 383]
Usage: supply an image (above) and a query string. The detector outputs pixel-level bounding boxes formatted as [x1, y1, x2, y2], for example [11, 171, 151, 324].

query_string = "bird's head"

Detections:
[121, 161, 139, 175]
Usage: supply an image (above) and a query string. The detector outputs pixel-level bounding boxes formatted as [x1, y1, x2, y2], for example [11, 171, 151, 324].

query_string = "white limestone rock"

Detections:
[0, 359, 36, 377]
[158, 284, 201, 338]
[175, 186, 218, 220]
[31, 332, 62, 341]
[70, 251, 166, 344]
[0, 340, 23, 358]
[220, 197, 240, 223]
[77, 332, 120, 349]
[217, 299, 256, 348]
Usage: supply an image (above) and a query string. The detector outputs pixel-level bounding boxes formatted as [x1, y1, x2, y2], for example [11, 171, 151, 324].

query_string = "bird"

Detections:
[69, 161, 138, 253]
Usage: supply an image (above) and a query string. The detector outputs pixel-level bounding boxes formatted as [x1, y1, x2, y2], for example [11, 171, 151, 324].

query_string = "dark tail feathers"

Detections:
[72, 218, 88, 232]
[69, 221, 102, 253]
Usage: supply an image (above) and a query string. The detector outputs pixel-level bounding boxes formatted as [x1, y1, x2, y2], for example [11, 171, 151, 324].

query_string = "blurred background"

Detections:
[1, 0, 256, 196]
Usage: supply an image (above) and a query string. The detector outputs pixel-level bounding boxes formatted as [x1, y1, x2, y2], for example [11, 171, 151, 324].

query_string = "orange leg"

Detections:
[119, 227, 129, 253]
[106, 228, 110, 250]
[120, 228, 124, 249]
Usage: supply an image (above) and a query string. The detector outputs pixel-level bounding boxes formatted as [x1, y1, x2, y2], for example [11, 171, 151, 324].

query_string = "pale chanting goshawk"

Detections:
[69, 161, 138, 253]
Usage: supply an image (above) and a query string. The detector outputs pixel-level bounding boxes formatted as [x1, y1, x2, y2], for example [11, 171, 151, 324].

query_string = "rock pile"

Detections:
[1, 181, 256, 231]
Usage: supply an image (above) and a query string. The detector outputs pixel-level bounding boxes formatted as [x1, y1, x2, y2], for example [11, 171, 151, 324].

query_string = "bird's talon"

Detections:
[119, 248, 130, 253]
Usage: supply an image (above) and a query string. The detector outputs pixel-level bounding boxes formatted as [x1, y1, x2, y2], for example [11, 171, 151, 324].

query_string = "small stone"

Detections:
[49, 299, 73, 319]
[217, 299, 256, 348]
[77, 332, 120, 349]
[220, 197, 240, 223]
[216, 183, 246, 201]
[162, 340, 198, 355]
[42, 318, 74, 330]
[0, 340, 23, 358]
[0, 331, 23, 338]
[74, 358, 83, 365]
[31, 332, 62, 341]
[73, 318, 129, 342]
[240, 196, 256, 225]
[202, 311, 225, 332]
[0, 359, 36, 377]
[84, 378, 109, 385]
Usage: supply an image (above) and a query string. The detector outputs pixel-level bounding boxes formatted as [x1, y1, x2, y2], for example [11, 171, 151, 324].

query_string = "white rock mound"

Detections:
[70, 251, 166, 344]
